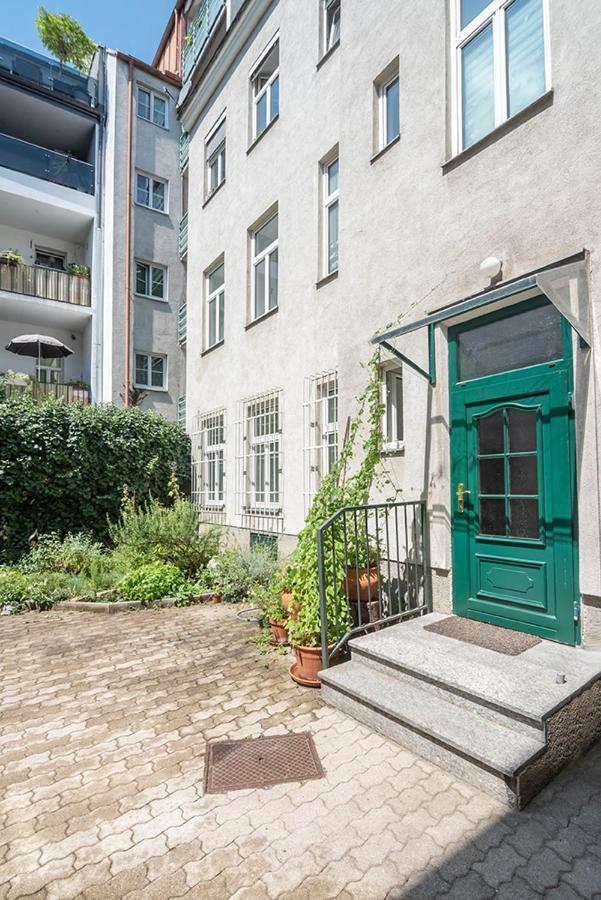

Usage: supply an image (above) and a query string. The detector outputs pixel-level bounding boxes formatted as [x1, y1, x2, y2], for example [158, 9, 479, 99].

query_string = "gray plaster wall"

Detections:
[104, 53, 185, 419]
[182, 1, 601, 623]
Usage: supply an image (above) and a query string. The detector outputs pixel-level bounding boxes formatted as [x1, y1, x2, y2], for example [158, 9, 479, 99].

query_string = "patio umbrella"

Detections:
[5, 334, 74, 359]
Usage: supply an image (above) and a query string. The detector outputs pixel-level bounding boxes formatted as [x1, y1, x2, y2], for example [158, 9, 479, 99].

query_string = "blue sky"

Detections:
[2, 1, 174, 65]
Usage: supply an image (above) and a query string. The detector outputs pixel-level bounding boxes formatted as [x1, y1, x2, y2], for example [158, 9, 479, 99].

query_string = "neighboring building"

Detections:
[0, 38, 104, 404]
[180, 0, 601, 648]
[0, 34, 186, 422]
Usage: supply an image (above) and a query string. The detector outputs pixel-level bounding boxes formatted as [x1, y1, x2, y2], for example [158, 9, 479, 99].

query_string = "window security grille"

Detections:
[236, 389, 283, 533]
[303, 371, 338, 514]
[191, 408, 226, 523]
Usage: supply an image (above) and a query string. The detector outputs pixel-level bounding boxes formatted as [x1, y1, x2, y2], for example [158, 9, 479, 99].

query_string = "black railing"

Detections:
[2, 381, 90, 404]
[318, 500, 430, 668]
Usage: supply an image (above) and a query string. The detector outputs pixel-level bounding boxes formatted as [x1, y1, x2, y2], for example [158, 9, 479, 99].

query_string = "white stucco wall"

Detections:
[181, 1, 601, 613]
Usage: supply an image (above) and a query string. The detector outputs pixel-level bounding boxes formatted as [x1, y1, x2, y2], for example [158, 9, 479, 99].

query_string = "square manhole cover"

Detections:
[204, 732, 325, 794]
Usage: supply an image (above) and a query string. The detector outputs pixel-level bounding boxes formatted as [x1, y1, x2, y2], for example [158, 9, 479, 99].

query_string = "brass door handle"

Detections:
[456, 483, 471, 513]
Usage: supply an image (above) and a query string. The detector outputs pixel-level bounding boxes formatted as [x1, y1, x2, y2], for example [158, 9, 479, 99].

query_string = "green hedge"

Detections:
[0, 398, 190, 561]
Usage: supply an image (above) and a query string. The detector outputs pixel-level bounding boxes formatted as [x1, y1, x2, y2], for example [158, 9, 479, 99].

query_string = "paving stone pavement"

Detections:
[1, 605, 600, 900]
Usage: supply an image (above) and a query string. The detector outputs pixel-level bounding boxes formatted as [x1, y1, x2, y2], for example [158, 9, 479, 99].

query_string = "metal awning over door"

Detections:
[372, 254, 591, 385]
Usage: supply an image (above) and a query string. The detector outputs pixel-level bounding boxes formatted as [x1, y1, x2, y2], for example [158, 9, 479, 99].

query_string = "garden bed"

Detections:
[55, 593, 214, 613]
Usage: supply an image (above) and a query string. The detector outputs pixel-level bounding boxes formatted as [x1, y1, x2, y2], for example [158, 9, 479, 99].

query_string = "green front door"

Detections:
[449, 297, 578, 644]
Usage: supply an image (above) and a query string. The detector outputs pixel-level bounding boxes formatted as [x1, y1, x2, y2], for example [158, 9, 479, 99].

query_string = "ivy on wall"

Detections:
[0, 398, 190, 561]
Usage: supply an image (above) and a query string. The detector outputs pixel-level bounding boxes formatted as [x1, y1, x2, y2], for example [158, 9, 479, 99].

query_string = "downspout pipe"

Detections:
[124, 58, 134, 405]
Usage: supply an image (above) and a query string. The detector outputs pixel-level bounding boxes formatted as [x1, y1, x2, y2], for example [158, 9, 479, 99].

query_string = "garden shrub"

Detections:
[0, 397, 190, 562]
[117, 562, 185, 603]
[0, 567, 71, 613]
[201, 546, 278, 603]
[109, 498, 221, 577]
[19, 532, 105, 576]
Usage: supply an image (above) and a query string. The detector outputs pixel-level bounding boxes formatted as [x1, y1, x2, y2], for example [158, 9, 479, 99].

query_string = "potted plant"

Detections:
[0, 250, 25, 267]
[251, 579, 289, 646]
[345, 541, 381, 629]
[286, 353, 386, 687]
[67, 263, 90, 278]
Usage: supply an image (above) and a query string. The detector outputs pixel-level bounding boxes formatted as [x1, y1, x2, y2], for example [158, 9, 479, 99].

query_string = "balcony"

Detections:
[0, 260, 91, 307]
[179, 212, 189, 259]
[2, 380, 90, 404]
[182, 0, 226, 83]
[0, 132, 95, 195]
[0, 38, 97, 109]
[180, 131, 190, 171]
[178, 303, 187, 344]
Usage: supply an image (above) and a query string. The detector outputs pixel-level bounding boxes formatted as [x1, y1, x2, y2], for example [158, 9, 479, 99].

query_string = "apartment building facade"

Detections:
[0, 35, 186, 421]
[187, 0, 600, 645]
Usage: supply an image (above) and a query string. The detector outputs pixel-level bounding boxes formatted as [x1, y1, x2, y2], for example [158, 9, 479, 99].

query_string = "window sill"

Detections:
[316, 39, 340, 71]
[442, 90, 554, 175]
[316, 270, 338, 289]
[202, 180, 226, 209]
[245, 306, 279, 331]
[370, 133, 400, 165]
[201, 340, 224, 357]
[134, 293, 168, 303]
[381, 440, 404, 456]
[134, 384, 168, 393]
[247, 114, 279, 155]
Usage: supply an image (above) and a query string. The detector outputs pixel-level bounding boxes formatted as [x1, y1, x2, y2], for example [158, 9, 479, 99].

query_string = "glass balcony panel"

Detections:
[0, 37, 97, 108]
[0, 132, 94, 194]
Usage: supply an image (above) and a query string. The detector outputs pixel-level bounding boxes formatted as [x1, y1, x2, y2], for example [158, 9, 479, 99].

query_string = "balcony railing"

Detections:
[182, 0, 226, 82]
[2, 381, 90, 405]
[179, 212, 189, 259]
[0, 260, 91, 307]
[0, 132, 95, 195]
[178, 303, 187, 343]
[0, 37, 97, 108]
[180, 131, 190, 170]
[177, 395, 186, 426]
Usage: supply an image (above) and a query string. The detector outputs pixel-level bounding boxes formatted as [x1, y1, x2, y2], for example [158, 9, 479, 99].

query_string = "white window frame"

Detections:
[134, 260, 168, 301]
[323, 0, 341, 54]
[303, 371, 338, 513]
[378, 73, 400, 150]
[136, 86, 168, 128]
[134, 351, 168, 391]
[237, 390, 283, 520]
[205, 115, 226, 197]
[135, 172, 168, 213]
[36, 356, 62, 385]
[450, 0, 551, 155]
[382, 365, 404, 452]
[251, 38, 280, 140]
[196, 409, 226, 510]
[251, 212, 279, 322]
[206, 260, 225, 349]
[322, 156, 339, 277]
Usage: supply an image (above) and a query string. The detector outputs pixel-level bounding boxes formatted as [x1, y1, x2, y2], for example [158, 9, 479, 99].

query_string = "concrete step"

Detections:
[320, 659, 546, 807]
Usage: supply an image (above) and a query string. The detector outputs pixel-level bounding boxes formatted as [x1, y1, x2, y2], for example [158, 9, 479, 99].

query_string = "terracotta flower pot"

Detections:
[289, 644, 340, 688]
[281, 590, 300, 620]
[268, 616, 289, 646]
[344, 567, 381, 630]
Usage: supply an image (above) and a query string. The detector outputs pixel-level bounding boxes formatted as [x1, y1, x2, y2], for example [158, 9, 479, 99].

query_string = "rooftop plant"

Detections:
[35, 7, 97, 73]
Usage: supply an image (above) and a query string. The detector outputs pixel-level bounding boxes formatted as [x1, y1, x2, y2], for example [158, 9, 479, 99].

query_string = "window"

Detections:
[196, 410, 226, 509]
[237, 391, 282, 520]
[206, 261, 225, 348]
[135, 352, 167, 390]
[252, 213, 278, 320]
[383, 366, 403, 450]
[303, 371, 338, 512]
[136, 173, 167, 212]
[135, 262, 166, 300]
[36, 357, 62, 385]
[205, 118, 226, 197]
[381, 76, 400, 147]
[323, 0, 341, 54]
[35, 250, 65, 271]
[453, 0, 549, 152]
[251, 40, 279, 139]
[322, 156, 339, 276]
[137, 87, 167, 127]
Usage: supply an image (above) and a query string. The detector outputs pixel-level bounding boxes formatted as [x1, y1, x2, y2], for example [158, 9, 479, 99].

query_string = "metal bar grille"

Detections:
[303, 370, 338, 514]
[236, 389, 283, 533]
[191, 407, 226, 524]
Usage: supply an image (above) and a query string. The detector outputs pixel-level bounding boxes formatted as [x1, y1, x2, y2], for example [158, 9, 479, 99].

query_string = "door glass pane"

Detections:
[477, 410, 503, 454]
[461, 0, 491, 28]
[457, 303, 562, 382]
[509, 456, 537, 494]
[480, 498, 505, 535]
[506, 0, 545, 118]
[508, 407, 537, 452]
[462, 24, 494, 149]
[510, 498, 539, 537]
[479, 457, 505, 494]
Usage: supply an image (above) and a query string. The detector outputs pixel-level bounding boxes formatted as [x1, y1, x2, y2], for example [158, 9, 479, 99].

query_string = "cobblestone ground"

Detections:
[1, 606, 600, 900]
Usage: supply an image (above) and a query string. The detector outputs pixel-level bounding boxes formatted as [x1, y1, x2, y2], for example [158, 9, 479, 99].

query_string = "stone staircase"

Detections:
[320, 612, 601, 807]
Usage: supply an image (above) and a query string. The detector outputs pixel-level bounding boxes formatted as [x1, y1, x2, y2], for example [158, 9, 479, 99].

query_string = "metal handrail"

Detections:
[317, 500, 430, 668]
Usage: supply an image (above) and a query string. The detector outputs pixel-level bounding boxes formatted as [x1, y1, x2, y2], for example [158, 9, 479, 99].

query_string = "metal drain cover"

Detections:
[204, 732, 325, 794]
